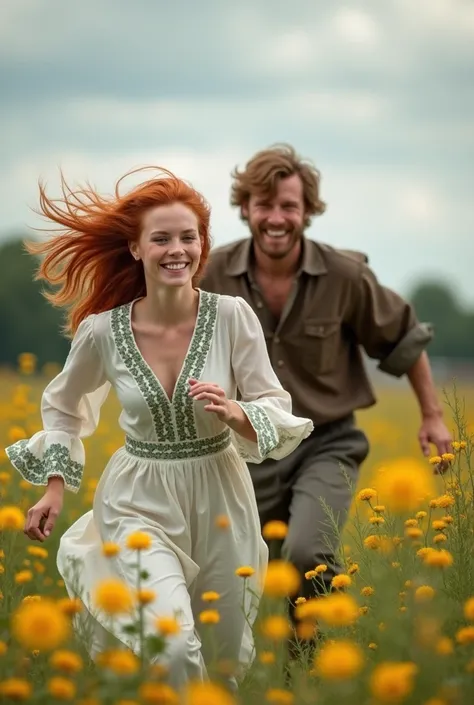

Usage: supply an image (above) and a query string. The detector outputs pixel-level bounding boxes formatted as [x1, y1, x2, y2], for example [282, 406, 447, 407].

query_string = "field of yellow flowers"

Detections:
[1, 361, 474, 705]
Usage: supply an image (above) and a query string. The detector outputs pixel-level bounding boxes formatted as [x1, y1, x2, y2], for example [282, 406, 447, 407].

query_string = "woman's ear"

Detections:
[129, 242, 140, 261]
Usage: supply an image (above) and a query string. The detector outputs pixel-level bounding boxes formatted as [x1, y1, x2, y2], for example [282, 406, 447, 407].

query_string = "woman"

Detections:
[6, 167, 313, 688]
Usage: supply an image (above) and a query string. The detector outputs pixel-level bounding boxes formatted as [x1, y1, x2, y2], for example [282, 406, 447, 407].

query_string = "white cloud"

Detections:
[332, 7, 382, 45]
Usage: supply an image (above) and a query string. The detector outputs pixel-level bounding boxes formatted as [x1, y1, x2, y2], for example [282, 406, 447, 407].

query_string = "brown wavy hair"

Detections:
[230, 143, 326, 226]
[25, 167, 212, 336]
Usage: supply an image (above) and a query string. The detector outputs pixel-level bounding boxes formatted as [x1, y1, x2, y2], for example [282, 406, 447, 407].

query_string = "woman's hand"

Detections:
[188, 378, 257, 442]
[24, 479, 64, 542]
[188, 378, 234, 423]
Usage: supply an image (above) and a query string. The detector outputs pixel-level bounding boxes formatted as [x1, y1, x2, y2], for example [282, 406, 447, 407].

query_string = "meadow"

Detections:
[1, 363, 473, 704]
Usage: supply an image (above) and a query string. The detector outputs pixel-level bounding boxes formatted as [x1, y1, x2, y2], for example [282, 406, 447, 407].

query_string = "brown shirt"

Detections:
[200, 237, 433, 427]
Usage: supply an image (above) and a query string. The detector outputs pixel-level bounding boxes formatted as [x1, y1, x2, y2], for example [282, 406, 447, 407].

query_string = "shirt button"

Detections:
[277, 360, 284, 368]
[256, 301, 263, 309]
[274, 336, 280, 344]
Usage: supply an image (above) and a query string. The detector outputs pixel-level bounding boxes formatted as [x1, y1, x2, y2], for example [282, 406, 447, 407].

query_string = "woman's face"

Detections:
[131, 202, 202, 290]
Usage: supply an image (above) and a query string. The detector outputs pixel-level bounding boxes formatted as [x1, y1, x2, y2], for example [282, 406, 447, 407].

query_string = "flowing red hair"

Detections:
[26, 166, 212, 336]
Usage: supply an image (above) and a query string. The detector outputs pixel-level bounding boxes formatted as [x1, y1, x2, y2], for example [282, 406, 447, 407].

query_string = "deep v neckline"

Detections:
[128, 289, 203, 405]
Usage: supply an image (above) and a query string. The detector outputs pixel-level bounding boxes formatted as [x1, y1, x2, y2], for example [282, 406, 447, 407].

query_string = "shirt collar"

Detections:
[225, 237, 328, 277]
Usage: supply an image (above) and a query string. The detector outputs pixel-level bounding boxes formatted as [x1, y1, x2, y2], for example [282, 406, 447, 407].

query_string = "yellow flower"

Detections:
[199, 610, 220, 625]
[435, 637, 453, 655]
[374, 458, 436, 513]
[416, 511, 427, 519]
[364, 535, 382, 550]
[7, 426, 27, 444]
[201, 591, 220, 602]
[361, 586, 375, 597]
[18, 352, 37, 374]
[102, 542, 121, 557]
[260, 615, 291, 641]
[370, 662, 417, 702]
[0, 505, 25, 530]
[405, 527, 423, 540]
[49, 650, 83, 673]
[27, 546, 48, 559]
[263, 560, 300, 598]
[296, 621, 317, 640]
[441, 453, 455, 462]
[429, 456, 442, 464]
[392, 562, 401, 569]
[405, 519, 418, 527]
[235, 565, 255, 578]
[314, 640, 364, 680]
[12, 598, 70, 652]
[262, 520, 288, 540]
[136, 588, 156, 605]
[331, 574, 352, 589]
[456, 626, 474, 645]
[424, 549, 454, 569]
[139, 682, 179, 704]
[441, 515, 453, 524]
[259, 651, 276, 664]
[48, 677, 76, 700]
[432, 494, 455, 509]
[464, 597, 474, 621]
[415, 586, 435, 603]
[103, 649, 140, 675]
[265, 688, 294, 705]
[369, 642, 377, 650]
[357, 488, 377, 501]
[0, 678, 32, 701]
[156, 616, 181, 636]
[305, 570, 317, 579]
[57, 597, 83, 616]
[373, 505, 385, 513]
[93, 579, 134, 615]
[126, 531, 152, 551]
[432, 520, 446, 531]
[181, 681, 234, 705]
[314, 563, 327, 574]
[348, 562, 359, 575]
[434, 534, 447, 544]
[317, 593, 359, 627]
[215, 514, 230, 529]
[370, 516, 385, 525]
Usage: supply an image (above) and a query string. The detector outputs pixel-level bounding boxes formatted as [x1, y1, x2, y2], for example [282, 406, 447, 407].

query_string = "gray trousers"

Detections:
[247, 414, 369, 598]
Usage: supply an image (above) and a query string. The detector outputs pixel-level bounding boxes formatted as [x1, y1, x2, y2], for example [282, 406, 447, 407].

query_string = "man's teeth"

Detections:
[163, 263, 188, 270]
[265, 230, 287, 238]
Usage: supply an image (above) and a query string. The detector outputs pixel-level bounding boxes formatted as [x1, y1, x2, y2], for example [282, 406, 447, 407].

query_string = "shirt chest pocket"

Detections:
[302, 319, 340, 374]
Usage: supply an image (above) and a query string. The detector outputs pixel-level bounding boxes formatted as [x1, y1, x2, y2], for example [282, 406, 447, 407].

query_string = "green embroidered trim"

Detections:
[111, 291, 219, 444]
[234, 402, 279, 459]
[174, 291, 218, 441]
[6, 440, 83, 492]
[111, 302, 175, 442]
[125, 429, 231, 461]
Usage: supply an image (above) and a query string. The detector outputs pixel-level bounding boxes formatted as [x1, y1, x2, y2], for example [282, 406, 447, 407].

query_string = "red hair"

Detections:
[26, 167, 212, 336]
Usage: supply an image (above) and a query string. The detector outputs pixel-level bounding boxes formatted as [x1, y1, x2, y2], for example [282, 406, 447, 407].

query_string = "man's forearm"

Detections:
[407, 351, 443, 418]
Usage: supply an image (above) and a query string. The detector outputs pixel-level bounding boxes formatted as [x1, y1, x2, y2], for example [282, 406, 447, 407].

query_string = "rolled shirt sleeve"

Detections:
[349, 265, 434, 378]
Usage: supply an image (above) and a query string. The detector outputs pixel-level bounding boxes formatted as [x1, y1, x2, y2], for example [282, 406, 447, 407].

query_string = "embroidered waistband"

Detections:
[125, 429, 231, 461]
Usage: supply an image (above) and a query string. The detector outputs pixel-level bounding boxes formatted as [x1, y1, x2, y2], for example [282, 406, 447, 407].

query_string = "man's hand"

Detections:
[418, 413, 453, 470]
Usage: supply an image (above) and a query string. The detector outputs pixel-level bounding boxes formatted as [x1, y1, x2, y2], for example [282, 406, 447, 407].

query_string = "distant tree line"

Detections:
[1, 237, 473, 369]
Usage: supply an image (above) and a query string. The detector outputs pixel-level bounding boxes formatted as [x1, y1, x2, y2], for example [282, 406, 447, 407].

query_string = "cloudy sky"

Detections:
[2, 0, 473, 305]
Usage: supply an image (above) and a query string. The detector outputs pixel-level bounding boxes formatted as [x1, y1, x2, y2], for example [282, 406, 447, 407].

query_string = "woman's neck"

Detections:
[137, 284, 199, 326]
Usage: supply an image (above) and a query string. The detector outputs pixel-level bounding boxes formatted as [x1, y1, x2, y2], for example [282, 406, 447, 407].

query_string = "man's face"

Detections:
[242, 173, 306, 259]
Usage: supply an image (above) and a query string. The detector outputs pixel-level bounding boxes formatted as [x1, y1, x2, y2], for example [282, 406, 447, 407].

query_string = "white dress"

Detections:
[6, 291, 313, 687]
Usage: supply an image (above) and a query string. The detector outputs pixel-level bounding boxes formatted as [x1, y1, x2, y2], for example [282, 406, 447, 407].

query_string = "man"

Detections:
[200, 143, 452, 598]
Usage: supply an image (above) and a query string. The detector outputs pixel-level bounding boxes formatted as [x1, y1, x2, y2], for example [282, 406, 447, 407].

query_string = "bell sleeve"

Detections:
[5, 314, 110, 493]
[230, 297, 313, 463]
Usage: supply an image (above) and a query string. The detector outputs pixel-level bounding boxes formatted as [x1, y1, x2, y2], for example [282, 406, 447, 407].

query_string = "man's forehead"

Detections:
[250, 173, 303, 200]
